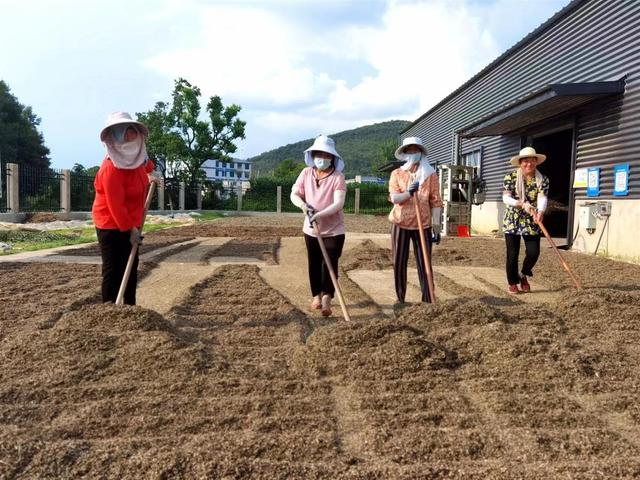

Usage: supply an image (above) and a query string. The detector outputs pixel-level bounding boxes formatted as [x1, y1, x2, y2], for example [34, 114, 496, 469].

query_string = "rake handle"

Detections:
[413, 198, 436, 303]
[310, 218, 351, 321]
[536, 218, 582, 290]
[115, 182, 157, 306]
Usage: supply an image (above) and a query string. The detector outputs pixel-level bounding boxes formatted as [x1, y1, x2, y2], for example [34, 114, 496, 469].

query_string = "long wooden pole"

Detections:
[413, 198, 436, 303]
[115, 182, 157, 305]
[536, 218, 582, 290]
[310, 218, 351, 321]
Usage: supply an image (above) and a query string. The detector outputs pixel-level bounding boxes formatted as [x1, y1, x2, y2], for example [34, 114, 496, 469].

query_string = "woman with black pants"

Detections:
[92, 112, 161, 305]
[502, 147, 549, 294]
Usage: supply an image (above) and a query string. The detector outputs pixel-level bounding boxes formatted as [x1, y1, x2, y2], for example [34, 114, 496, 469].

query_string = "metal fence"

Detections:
[19, 165, 62, 212]
[1, 164, 392, 215]
[0, 162, 7, 213]
[70, 173, 95, 212]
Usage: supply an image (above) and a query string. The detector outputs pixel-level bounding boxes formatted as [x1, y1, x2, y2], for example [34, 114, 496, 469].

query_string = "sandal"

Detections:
[321, 294, 332, 317]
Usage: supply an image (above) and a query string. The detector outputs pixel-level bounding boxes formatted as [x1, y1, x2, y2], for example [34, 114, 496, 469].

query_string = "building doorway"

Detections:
[528, 128, 573, 240]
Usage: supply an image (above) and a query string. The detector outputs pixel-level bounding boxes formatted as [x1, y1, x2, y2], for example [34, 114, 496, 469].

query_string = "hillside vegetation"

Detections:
[248, 120, 411, 177]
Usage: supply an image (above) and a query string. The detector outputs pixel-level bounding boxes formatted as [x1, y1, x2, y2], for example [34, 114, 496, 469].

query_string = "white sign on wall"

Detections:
[573, 168, 588, 188]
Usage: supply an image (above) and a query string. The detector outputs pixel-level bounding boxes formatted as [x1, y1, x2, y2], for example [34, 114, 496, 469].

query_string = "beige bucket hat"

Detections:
[100, 111, 149, 142]
[394, 136, 427, 160]
[509, 146, 546, 167]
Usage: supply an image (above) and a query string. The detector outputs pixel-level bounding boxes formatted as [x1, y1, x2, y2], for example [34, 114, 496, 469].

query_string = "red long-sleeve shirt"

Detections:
[92, 157, 154, 231]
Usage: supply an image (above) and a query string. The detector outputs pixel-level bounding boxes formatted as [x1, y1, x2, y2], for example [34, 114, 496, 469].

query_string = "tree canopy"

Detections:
[0, 80, 50, 168]
[137, 78, 246, 184]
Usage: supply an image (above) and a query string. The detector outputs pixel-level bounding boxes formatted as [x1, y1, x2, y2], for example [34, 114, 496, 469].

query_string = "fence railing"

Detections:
[70, 173, 95, 212]
[19, 165, 62, 212]
[0, 162, 7, 213]
[1, 163, 391, 216]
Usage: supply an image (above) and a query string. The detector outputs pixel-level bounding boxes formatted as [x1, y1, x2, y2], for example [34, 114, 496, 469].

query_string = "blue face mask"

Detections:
[109, 125, 129, 144]
[314, 157, 332, 171]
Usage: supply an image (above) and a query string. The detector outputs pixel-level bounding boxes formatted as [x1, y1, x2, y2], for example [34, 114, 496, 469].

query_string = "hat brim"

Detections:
[100, 119, 149, 142]
[509, 153, 546, 167]
[394, 143, 427, 160]
[304, 146, 344, 172]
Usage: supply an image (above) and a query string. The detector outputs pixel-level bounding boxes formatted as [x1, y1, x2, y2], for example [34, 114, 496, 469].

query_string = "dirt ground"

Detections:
[1, 214, 639, 479]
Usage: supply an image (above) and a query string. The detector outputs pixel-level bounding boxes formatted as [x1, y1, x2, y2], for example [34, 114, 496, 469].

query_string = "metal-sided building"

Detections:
[401, 0, 640, 262]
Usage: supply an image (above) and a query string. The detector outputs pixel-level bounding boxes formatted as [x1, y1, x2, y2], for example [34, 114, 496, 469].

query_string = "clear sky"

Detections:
[0, 0, 570, 169]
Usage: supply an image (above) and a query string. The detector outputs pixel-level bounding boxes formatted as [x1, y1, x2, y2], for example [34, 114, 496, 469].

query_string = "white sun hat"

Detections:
[394, 136, 427, 160]
[99, 111, 149, 142]
[303, 135, 344, 172]
[509, 146, 546, 167]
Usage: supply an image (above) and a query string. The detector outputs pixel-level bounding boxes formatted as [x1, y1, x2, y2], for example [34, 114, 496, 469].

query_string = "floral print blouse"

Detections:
[502, 170, 549, 235]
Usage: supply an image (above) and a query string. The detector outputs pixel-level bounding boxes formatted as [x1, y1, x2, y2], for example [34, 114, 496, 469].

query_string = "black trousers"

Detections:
[505, 233, 540, 285]
[304, 233, 345, 298]
[391, 224, 433, 303]
[96, 228, 139, 305]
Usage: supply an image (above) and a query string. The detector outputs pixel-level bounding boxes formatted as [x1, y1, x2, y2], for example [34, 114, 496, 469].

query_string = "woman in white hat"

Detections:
[388, 136, 443, 304]
[92, 112, 162, 305]
[290, 135, 346, 316]
[502, 146, 549, 294]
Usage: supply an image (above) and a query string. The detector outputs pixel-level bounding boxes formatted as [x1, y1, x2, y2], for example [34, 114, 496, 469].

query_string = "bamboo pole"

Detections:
[536, 218, 582, 289]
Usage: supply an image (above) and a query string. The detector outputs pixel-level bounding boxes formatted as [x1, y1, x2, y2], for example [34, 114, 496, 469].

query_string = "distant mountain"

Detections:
[247, 120, 411, 177]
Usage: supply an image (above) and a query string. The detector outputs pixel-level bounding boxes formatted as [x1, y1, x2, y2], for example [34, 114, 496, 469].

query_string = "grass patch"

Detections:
[0, 228, 97, 255]
[194, 211, 224, 222]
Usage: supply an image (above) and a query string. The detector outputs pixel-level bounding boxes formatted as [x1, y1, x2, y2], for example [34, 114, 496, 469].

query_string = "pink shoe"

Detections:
[321, 295, 332, 317]
[310, 296, 321, 310]
[520, 276, 531, 293]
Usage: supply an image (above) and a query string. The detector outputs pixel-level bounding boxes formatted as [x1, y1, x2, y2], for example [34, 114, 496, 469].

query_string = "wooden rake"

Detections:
[115, 182, 157, 305]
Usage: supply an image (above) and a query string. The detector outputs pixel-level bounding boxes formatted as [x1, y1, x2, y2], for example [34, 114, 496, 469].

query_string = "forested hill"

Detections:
[247, 120, 411, 177]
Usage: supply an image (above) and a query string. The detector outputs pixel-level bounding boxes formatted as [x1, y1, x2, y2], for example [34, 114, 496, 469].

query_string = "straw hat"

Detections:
[394, 136, 427, 160]
[304, 135, 344, 172]
[509, 146, 546, 167]
[100, 112, 149, 142]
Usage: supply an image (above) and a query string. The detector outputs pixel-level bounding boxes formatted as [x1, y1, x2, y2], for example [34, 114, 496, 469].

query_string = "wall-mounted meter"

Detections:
[580, 204, 597, 234]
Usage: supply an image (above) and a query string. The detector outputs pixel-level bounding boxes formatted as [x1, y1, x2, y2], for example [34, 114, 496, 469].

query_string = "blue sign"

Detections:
[613, 164, 630, 196]
[587, 167, 600, 197]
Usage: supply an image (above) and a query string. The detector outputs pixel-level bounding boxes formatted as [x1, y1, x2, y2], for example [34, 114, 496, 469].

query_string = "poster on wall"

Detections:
[613, 164, 630, 196]
[587, 167, 600, 197]
[573, 168, 588, 188]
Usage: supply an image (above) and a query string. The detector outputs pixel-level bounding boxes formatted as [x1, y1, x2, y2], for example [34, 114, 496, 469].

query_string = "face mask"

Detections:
[119, 140, 141, 155]
[314, 157, 332, 171]
[403, 153, 422, 164]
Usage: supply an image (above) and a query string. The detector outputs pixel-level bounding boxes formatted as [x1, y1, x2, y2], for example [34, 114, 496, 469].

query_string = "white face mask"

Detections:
[314, 157, 332, 171]
[119, 140, 141, 155]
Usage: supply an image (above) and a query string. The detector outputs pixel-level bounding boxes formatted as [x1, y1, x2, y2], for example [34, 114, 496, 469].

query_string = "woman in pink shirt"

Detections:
[291, 135, 346, 316]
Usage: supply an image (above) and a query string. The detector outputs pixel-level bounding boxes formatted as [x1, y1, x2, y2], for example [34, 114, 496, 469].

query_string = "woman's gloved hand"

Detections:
[129, 227, 143, 246]
[408, 181, 420, 196]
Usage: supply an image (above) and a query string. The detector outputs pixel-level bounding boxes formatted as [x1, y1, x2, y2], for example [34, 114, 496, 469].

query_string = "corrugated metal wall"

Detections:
[402, 0, 640, 201]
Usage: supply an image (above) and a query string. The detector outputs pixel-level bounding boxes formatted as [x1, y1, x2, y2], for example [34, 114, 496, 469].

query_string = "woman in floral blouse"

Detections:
[502, 147, 549, 294]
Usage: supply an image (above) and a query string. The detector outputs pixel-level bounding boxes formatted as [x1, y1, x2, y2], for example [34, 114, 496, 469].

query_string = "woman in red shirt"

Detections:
[92, 112, 159, 305]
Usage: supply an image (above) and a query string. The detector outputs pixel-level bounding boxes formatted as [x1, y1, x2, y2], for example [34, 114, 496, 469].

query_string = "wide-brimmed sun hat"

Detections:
[394, 136, 427, 160]
[100, 111, 149, 142]
[509, 146, 546, 167]
[304, 135, 344, 172]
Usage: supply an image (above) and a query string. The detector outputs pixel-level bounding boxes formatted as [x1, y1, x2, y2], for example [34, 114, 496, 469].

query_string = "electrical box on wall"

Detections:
[580, 204, 597, 232]
[597, 201, 612, 217]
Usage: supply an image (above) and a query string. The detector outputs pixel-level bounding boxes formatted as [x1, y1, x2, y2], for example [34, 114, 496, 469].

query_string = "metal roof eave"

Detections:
[459, 80, 625, 138]
[399, 0, 588, 135]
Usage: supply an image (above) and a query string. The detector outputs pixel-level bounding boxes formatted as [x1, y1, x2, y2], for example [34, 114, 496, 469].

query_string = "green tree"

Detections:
[372, 139, 398, 179]
[137, 78, 246, 184]
[273, 158, 304, 179]
[0, 80, 50, 167]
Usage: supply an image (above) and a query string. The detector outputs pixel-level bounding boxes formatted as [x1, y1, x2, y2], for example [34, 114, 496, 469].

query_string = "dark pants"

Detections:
[505, 233, 540, 285]
[304, 233, 345, 298]
[96, 228, 139, 305]
[391, 224, 433, 303]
